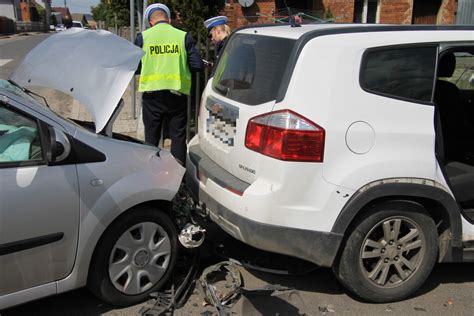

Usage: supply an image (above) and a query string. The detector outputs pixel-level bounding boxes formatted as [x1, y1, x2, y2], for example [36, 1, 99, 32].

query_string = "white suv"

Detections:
[186, 24, 474, 302]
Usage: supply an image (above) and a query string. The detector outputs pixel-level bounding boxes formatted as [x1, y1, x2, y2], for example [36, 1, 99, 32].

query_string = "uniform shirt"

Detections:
[135, 24, 203, 74]
[215, 36, 228, 60]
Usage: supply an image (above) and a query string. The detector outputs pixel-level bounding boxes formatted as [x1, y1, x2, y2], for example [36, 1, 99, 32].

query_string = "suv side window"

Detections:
[360, 46, 437, 103]
[440, 52, 474, 91]
[0, 104, 43, 164]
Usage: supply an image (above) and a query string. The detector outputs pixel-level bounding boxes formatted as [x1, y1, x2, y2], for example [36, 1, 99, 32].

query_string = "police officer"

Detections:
[204, 16, 231, 60]
[136, 3, 203, 165]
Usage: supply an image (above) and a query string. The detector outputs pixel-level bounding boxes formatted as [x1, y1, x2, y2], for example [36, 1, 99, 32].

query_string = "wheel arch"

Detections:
[85, 199, 178, 305]
[86, 199, 173, 276]
[331, 180, 463, 262]
[55, 198, 173, 295]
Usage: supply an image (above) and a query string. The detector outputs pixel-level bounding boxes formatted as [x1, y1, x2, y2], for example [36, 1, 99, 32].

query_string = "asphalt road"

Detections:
[1, 32, 474, 316]
[0, 32, 50, 80]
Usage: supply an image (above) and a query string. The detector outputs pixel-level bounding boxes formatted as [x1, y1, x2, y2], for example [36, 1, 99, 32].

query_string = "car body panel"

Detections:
[0, 92, 80, 297]
[0, 72, 184, 309]
[187, 25, 474, 267]
[10, 28, 143, 133]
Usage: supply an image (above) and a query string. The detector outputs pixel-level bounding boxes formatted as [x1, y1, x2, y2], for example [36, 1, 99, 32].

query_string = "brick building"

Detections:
[19, 0, 41, 22]
[224, 0, 457, 29]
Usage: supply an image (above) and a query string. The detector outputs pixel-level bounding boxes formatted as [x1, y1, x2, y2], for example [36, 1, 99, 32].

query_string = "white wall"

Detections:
[0, 0, 21, 21]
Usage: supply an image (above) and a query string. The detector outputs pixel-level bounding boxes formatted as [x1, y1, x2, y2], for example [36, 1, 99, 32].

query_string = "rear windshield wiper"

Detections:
[214, 83, 229, 96]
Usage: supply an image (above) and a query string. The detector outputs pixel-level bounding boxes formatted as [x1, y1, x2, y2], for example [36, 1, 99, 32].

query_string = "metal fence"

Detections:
[109, 26, 212, 142]
[15, 21, 43, 32]
[456, 0, 474, 25]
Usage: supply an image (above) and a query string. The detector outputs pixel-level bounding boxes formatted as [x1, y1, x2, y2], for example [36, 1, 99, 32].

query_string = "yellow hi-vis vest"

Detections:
[139, 23, 191, 95]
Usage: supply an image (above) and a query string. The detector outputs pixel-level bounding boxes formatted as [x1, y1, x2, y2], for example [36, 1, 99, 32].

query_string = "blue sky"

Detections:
[51, 0, 100, 14]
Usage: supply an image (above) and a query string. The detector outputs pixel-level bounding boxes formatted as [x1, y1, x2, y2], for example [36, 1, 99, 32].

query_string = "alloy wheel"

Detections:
[359, 216, 426, 288]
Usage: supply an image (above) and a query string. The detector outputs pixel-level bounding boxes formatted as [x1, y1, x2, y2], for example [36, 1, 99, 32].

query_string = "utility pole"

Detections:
[44, 0, 52, 31]
[142, 0, 147, 31]
[130, 0, 136, 119]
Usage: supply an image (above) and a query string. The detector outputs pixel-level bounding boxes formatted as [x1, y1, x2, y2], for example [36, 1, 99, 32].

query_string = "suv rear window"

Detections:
[360, 46, 437, 103]
[213, 34, 295, 105]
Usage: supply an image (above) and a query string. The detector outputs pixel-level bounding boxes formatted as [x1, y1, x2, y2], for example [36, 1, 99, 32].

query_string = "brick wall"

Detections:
[224, 0, 456, 27]
[379, 0, 413, 24]
[20, 2, 30, 22]
[437, 0, 457, 24]
[319, 0, 354, 23]
[224, 0, 276, 29]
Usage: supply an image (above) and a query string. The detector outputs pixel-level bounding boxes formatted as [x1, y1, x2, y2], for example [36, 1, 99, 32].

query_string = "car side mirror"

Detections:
[469, 74, 474, 87]
[48, 126, 71, 163]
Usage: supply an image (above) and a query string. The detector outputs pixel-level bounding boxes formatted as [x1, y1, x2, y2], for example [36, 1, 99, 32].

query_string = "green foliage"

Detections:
[91, 0, 225, 39]
[92, 0, 130, 28]
[323, 7, 334, 20]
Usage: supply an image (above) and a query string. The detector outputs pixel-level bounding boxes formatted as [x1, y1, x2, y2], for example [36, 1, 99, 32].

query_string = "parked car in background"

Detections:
[54, 24, 66, 32]
[187, 23, 474, 303]
[0, 29, 184, 310]
[72, 20, 84, 28]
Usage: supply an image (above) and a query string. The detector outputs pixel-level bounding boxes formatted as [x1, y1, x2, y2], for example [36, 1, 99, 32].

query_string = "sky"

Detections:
[51, 0, 100, 14]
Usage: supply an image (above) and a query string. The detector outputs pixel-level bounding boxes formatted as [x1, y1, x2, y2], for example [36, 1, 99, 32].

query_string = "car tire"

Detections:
[333, 201, 438, 303]
[88, 206, 178, 307]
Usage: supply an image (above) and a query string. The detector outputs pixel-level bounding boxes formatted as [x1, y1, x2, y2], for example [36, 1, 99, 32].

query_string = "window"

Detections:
[0, 105, 43, 163]
[360, 46, 437, 103]
[213, 34, 295, 105]
[354, 0, 380, 23]
[441, 52, 474, 91]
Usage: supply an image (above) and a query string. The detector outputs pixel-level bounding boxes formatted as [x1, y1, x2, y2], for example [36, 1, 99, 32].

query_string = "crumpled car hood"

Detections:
[10, 28, 143, 133]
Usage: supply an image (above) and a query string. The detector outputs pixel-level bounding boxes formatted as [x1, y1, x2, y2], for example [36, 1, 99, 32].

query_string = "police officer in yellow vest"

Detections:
[136, 3, 203, 165]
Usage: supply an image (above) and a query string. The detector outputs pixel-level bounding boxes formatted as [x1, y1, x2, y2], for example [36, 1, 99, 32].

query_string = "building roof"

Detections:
[52, 7, 71, 19]
[84, 14, 94, 22]
[72, 13, 86, 21]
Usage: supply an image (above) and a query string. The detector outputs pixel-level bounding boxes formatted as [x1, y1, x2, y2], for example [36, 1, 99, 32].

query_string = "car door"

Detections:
[0, 99, 80, 296]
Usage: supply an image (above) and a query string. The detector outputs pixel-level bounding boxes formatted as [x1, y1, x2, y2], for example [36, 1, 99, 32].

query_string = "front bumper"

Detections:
[186, 144, 343, 267]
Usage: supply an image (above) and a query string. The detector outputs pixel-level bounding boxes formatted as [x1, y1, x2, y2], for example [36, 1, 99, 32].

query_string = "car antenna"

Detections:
[8, 79, 50, 108]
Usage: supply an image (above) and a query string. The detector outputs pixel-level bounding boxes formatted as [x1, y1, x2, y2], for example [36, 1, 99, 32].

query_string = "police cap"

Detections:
[144, 3, 171, 22]
[204, 16, 228, 31]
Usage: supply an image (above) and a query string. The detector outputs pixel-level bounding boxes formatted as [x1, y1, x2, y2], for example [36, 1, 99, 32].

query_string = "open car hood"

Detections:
[10, 28, 143, 133]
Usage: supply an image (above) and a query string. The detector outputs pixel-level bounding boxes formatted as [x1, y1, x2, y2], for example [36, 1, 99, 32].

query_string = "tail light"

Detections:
[245, 110, 325, 162]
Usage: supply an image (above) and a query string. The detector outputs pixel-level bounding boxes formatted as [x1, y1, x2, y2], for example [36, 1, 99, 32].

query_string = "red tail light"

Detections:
[245, 110, 325, 162]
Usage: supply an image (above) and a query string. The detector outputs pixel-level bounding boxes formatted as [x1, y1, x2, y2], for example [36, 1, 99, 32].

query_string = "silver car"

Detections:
[0, 29, 185, 309]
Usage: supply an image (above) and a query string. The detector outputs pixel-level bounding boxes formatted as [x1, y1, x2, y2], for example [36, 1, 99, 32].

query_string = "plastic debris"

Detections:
[179, 223, 206, 248]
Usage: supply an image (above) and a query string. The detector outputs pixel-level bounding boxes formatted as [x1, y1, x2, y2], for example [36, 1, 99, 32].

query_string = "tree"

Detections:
[91, 0, 225, 37]
[92, 0, 130, 28]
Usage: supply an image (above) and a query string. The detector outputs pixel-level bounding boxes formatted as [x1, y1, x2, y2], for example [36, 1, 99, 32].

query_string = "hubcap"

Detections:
[134, 250, 150, 267]
[108, 222, 171, 295]
[359, 217, 425, 288]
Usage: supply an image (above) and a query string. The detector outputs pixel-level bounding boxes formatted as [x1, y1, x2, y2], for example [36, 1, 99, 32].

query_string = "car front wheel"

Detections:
[88, 206, 178, 306]
[334, 201, 438, 303]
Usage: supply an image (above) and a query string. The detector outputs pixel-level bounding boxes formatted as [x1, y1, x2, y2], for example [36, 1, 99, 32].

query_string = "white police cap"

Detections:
[204, 16, 228, 31]
[144, 3, 171, 22]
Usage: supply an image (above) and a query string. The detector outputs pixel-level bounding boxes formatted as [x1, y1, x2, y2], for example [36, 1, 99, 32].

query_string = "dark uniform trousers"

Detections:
[142, 90, 187, 164]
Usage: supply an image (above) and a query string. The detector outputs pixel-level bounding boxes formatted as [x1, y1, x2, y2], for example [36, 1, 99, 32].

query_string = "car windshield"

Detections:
[0, 80, 39, 104]
[73, 23, 82, 27]
[0, 79, 84, 128]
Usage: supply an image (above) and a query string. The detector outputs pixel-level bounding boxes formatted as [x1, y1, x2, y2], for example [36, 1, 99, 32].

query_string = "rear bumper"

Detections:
[186, 144, 343, 267]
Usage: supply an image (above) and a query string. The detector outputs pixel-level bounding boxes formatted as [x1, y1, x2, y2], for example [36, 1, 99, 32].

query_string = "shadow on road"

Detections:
[2, 288, 117, 316]
[3, 230, 474, 315]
